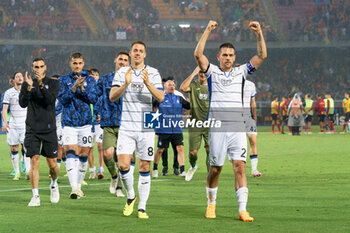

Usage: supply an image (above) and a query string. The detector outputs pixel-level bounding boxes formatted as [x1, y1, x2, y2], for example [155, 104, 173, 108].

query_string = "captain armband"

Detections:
[247, 62, 256, 75]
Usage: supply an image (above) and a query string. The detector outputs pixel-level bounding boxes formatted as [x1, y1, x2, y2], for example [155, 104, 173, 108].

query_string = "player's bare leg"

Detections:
[205, 166, 222, 218]
[118, 154, 137, 216]
[97, 142, 104, 178]
[176, 145, 186, 176]
[137, 159, 151, 219]
[88, 147, 96, 179]
[28, 155, 40, 206]
[47, 157, 59, 203]
[233, 160, 253, 222]
[104, 147, 124, 196]
[248, 134, 261, 177]
[152, 148, 165, 178]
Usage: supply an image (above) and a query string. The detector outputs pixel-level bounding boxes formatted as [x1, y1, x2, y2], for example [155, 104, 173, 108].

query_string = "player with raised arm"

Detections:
[194, 20, 266, 221]
[180, 67, 210, 181]
[110, 41, 164, 219]
[243, 80, 262, 177]
[58, 52, 98, 199]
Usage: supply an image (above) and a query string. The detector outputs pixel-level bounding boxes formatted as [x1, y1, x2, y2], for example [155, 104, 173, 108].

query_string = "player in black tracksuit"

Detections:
[19, 58, 60, 207]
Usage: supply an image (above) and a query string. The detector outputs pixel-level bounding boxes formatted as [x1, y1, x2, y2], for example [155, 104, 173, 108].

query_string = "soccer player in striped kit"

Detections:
[110, 41, 164, 219]
[194, 20, 266, 221]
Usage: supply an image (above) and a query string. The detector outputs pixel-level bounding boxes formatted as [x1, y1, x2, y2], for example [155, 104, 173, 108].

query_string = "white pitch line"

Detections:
[0, 179, 170, 193]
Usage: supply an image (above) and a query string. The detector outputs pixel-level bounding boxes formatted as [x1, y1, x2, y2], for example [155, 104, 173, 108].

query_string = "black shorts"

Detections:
[271, 114, 278, 121]
[24, 130, 58, 158]
[282, 115, 288, 123]
[327, 114, 334, 122]
[345, 112, 350, 122]
[305, 115, 313, 123]
[157, 134, 183, 149]
[318, 115, 325, 122]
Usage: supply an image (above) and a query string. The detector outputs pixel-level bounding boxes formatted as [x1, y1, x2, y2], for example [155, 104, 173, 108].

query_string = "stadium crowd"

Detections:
[285, 0, 350, 42]
[1, 45, 348, 103]
[0, 0, 280, 42]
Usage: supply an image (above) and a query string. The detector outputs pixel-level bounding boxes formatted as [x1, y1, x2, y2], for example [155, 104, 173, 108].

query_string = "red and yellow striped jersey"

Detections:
[271, 100, 279, 114]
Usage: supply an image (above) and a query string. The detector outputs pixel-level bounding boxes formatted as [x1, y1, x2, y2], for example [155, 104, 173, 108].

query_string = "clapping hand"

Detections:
[140, 69, 149, 85]
[72, 75, 85, 92]
[25, 72, 33, 91]
[125, 67, 132, 85]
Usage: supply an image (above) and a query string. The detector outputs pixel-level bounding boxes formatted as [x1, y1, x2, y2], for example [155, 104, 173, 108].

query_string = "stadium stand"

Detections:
[273, 0, 350, 42]
[0, 0, 92, 40]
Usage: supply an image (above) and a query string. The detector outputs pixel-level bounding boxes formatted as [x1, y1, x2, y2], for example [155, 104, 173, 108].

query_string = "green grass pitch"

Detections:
[0, 127, 349, 233]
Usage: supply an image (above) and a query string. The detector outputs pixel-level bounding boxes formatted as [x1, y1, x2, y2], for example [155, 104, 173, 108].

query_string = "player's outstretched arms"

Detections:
[110, 67, 132, 102]
[180, 67, 200, 93]
[249, 21, 267, 69]
[194, 20, 217, 72]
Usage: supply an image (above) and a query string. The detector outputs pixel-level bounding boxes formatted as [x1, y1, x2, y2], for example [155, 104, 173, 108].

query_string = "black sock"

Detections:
[153, 163, 158, 170]
[127, 197, 135, 204]
[180, 165, 185, 173]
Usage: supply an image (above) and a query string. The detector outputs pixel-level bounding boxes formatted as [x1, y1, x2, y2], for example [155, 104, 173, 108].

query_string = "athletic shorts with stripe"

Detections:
[117, 130, 155, 161]
[208, 131, 247, 166]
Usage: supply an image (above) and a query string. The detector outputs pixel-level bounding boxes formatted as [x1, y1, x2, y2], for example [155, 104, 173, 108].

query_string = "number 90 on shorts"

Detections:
[62, 125, 94, 147]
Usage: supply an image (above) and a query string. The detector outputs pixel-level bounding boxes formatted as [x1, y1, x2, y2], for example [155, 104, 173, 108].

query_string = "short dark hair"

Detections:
[306, 94, 311, 98]
[130, 41, 146, 50]
[116, 51, 129, 58]
[32, 58, 45, 65]
[219, 43, 236, 53]
[89, 68, 100, 75]
[70, 52, 84, 60]
[11, 72, 22, 80]
[273, 95, 278, 100]
[162, 76, 175, 83]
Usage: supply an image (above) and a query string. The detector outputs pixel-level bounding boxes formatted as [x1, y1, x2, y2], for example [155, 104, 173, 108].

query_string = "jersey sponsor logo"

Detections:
[199, 93, 208, 100]
[220, 78, 233, 85]
[131, 83, 144, 92]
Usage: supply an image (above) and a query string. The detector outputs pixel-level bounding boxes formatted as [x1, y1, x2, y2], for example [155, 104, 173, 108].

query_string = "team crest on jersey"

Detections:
[199, 93, 208, 100]
[131, 83, 144, 92]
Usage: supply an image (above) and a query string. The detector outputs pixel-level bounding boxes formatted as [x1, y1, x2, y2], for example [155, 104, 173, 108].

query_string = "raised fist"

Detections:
[207, 20, 218, 32]
[249, 21, 261, 33]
